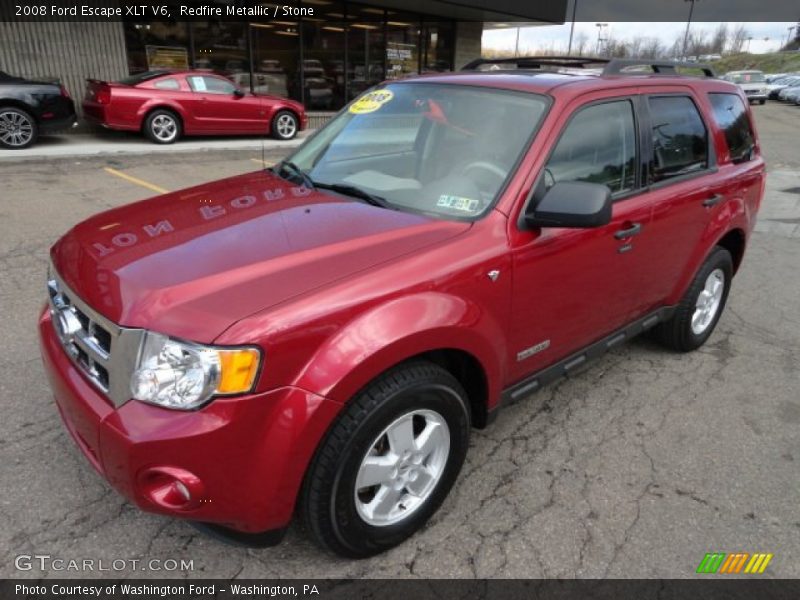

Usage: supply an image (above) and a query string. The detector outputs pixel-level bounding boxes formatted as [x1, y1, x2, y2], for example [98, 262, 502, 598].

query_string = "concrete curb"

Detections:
[0, 131, 312, 162]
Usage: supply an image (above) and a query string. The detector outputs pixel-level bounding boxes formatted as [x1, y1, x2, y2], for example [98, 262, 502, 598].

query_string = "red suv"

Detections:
[40, 58, 764, 557]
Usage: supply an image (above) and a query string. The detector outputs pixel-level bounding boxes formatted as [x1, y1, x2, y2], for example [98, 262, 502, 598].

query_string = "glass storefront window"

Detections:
[250, 2, 300, 100]
[300, 1, 346, 110]
[122, 2, 456, 111]
[191, 20, 249, 83]
[422, 21, 454, 73]
[123, 20, 189, 74]
[348, 4, 385, 103]
[385, 13, 420, 80]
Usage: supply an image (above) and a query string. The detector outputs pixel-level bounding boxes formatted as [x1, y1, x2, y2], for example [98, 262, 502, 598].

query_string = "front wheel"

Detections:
[758, 99, 766, 105]
[271, 110, 298, 140]
[300, 361, 470, 558]
[653, 246, 733, 352]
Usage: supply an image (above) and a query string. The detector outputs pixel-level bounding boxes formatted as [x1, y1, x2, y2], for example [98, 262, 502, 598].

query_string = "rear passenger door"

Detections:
[637, 91, 726, 302]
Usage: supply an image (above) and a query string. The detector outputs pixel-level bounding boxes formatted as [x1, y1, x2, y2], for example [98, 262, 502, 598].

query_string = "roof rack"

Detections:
[461, 56, 609, 71]
[461, 56, 716, 78]
[604, 58, 716, 77]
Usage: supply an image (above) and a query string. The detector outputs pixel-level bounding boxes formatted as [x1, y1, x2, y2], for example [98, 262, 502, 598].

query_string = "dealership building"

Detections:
[0, 1, 564, 116]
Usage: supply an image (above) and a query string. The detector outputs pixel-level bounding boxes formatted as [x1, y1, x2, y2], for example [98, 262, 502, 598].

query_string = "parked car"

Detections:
[783, 86, 800, 104]
[767, 75, 800, 99]
[0, 70, 77, 149]
[723, 70, 768, 104]
[41, 58, 764, 557]
[82, 69, 307, 144]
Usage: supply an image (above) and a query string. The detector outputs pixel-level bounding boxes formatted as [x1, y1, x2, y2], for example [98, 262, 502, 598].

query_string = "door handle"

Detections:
[614, 222, 642, 239]
[703, 193, 724, 208]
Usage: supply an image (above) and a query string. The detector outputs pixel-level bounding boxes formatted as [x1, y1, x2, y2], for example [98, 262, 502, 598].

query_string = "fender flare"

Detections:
[292, 292, 505, 410]
[667, 197, 748, 305]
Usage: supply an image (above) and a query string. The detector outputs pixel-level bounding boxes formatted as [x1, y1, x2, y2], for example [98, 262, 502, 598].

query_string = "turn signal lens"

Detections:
[217, 348, 261, 394]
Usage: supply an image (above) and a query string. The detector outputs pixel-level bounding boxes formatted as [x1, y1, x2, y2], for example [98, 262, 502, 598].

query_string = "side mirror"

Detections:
[233, 88, 245, 98]
[525, 181, 612, 229]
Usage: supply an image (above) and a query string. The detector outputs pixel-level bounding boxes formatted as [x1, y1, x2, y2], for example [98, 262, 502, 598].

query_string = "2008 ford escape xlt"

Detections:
[40, 57, 764, 558]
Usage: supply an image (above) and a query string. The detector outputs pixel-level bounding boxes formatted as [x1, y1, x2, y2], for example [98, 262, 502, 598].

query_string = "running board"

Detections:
[496, 306, 676, 410]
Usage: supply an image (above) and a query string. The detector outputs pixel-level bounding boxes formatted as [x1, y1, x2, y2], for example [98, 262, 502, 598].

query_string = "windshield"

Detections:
[287, 82, 549, 220]
[728, 72, 765, 83]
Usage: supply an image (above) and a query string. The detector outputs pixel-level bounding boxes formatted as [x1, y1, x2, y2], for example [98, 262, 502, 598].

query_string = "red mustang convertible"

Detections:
[82, 69, 307, 144]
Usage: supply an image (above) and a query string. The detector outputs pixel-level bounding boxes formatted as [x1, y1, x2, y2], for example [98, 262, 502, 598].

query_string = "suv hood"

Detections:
[51, 170, 469, 342]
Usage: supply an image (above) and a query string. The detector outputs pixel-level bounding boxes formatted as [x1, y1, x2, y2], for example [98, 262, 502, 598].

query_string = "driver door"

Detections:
[508, 95, 657, 382]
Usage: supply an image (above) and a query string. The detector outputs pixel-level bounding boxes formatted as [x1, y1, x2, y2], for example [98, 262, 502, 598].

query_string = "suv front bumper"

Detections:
[38, 307, 341, 535]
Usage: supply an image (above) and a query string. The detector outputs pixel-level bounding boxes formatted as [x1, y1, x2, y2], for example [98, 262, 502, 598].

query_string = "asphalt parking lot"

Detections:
[1, 102, 798, 579]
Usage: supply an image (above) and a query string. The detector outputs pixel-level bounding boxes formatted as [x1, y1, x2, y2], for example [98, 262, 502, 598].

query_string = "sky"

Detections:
[482, 22, 798, 56]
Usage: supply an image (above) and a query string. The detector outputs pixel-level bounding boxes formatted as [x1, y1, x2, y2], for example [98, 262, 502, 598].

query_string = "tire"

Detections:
[271, 110, 298, 140]
[759, 99, 766, 105]
[300, 361, 471, 558]
[0, 107, 38, 149]
[653, 246, 733, 352]
[144, 109, 181, 144]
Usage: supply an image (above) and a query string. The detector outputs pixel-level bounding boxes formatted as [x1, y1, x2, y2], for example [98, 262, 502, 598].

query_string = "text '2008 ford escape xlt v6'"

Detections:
[40, 57, 764, 558]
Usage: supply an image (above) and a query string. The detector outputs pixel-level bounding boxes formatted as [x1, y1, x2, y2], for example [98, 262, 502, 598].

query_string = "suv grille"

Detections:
[47, 267, 143, 407]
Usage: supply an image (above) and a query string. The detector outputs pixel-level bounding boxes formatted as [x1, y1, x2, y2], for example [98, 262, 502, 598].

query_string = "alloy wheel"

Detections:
[691, 268, 725, 335]
[354, 409, 450, 527]
[151, 114, 177, 142]
[0, 111, 34, 147]
[276, 113, 296, 138]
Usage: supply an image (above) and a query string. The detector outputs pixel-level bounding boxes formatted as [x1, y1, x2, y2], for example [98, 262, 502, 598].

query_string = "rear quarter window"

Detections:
[708, 93, 755, 163]
[153, 78, 180, 90]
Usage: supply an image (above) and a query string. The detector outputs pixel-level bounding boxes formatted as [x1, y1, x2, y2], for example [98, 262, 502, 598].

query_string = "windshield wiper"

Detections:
[272, 160, 315, 189]
[314, 182, 393, 209]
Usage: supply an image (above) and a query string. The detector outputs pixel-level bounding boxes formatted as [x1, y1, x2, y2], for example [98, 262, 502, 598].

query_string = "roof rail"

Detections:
[461, 56, 717, 78]
[461, 56, 610, 71]
[603, 59, 716, 77]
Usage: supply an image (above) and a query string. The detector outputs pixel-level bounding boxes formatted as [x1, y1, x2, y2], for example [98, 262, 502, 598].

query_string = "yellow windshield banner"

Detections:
[349, 89, 394, 114]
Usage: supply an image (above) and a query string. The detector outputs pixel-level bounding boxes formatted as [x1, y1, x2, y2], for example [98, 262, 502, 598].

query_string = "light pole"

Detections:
[746, 36, 753, 53]
[786, 26, 796, 50]
[567, 0, 579, 55]
[515, 27, 521, 57]
[595, 23, 607, 56]
[681, 0, 697, 60]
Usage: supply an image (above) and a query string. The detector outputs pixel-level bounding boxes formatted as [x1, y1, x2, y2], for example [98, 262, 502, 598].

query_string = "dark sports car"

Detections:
[0, 71, 77, 149]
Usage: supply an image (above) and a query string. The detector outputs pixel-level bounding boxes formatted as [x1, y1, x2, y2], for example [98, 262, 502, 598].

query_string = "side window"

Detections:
[153, 78, 179, 90]
[648, 96, 708, 183]
[188, 76, 235, 95]
[708, 93, 755, 163]
[545, 100, 637, 195]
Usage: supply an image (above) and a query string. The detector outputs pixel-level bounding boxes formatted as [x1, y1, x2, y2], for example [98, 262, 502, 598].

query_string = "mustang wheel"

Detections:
[271, 110, 298, 140]
[300, 361, 470, 558]
[654, 246, 733, 352]
[144, 109, 181, 144]
[0, 107, 37, 149]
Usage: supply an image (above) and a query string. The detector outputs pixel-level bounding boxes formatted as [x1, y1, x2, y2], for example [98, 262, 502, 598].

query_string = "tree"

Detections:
[729, 24, 749, 54]
[710, 23, 728, 54]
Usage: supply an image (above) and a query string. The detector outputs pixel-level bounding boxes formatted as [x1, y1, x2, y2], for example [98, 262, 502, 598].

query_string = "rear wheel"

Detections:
[300, 361, 470, 558]
[0, 107, 37, 149]
[271, 110, 298, 140]
[144, 109, 181, 144]
[758, 99, 766, 105]
[653, 246, 733, 352]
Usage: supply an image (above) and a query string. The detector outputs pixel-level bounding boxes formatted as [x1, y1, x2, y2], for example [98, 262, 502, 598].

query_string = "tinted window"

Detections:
[545, 100, 637, 194]
[118, 70, 171, 86]
[648, 96, 708, 183]
[708, 93, 755, 163]
[187, 76, 236, 95]
[153, 78, 180, 90]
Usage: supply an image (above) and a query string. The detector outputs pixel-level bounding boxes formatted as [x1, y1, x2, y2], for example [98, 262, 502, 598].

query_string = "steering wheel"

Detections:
[461, 161, 507, 188]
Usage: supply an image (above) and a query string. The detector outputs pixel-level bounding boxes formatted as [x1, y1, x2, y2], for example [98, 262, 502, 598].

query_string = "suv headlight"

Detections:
[130, 332, 261, 410]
